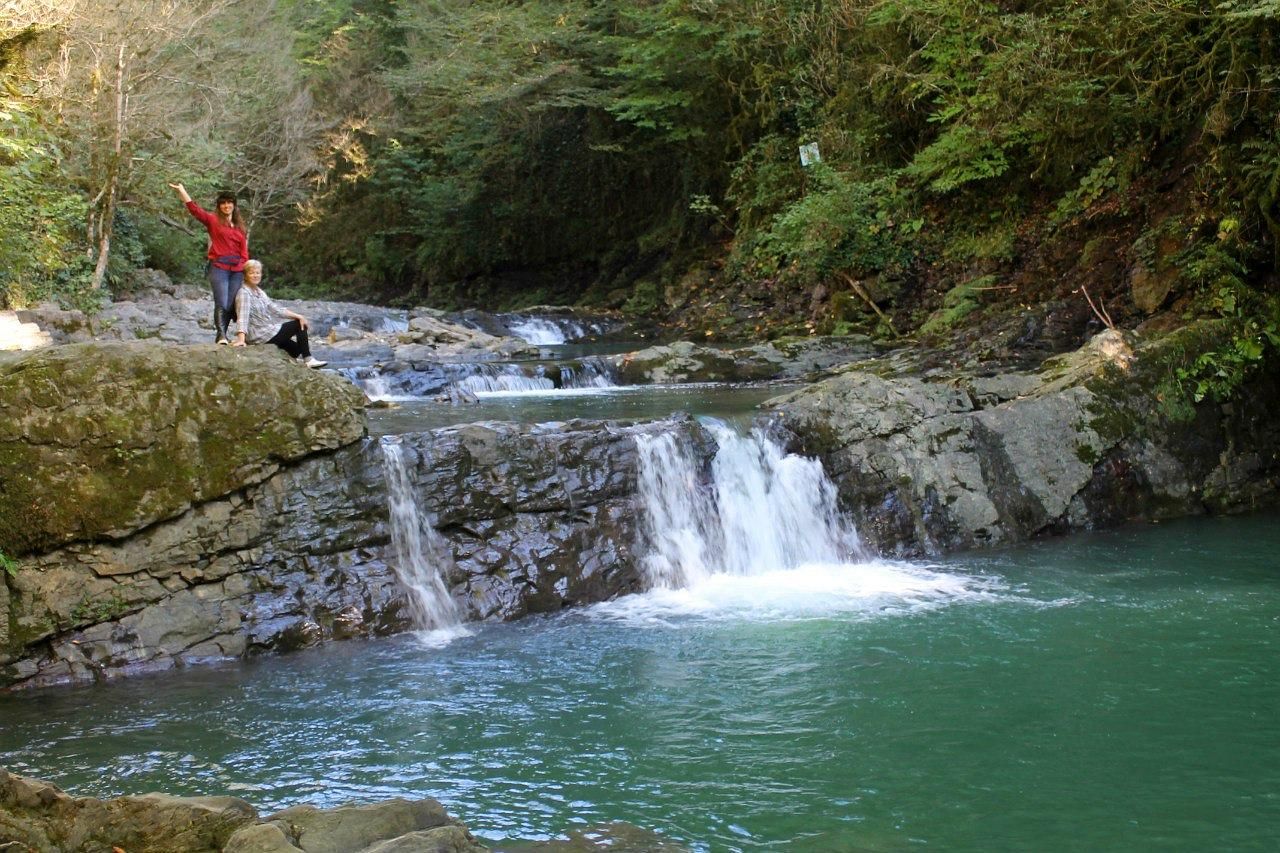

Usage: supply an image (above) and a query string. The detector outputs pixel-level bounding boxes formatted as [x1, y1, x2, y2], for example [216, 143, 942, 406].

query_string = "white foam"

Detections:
[589, 559, 1000, 624]
[412, 624, 474, 647]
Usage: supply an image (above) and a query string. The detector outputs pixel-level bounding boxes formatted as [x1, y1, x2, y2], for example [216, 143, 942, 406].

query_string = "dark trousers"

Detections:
[268, 320, 312, 358]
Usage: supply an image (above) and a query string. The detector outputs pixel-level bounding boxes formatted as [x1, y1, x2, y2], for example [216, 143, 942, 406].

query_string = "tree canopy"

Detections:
[3, 0, 1279, 393]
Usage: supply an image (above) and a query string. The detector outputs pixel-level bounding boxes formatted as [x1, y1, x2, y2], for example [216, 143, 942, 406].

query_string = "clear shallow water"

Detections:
[367, 383, 798, 434]
[2, 512, 1278, 852]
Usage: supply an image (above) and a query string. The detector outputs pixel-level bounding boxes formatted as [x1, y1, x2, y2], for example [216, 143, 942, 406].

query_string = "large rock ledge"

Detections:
[770, 325, 1280, 555]
[0, 342, 367, 557]
[0, 768, 486, 853]
[1, 336, 712, 689]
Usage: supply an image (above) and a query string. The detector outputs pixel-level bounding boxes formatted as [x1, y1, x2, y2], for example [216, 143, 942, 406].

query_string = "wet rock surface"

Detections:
[0, 768, 487, 853]
[4, 287, 1279, 692]
[1, 383, 711, 688]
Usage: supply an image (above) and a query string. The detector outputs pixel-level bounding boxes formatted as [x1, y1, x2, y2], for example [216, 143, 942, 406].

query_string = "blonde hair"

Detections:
[244, 259, 263, 275]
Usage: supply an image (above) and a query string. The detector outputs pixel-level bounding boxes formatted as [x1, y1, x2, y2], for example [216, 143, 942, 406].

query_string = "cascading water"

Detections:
[635, 420, 864, 588]
[380, 437, 469, 641]
[357, 372, 393, 401]
[559, 359, 617, 389]
[627, 420, 986, 620]
[509, 317, 577, 345]
[454, 364, 555, 394]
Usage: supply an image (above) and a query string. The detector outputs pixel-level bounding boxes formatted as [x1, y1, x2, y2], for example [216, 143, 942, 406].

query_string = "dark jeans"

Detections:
[268, 320, 312, 358]
[208, 265, 243, 317]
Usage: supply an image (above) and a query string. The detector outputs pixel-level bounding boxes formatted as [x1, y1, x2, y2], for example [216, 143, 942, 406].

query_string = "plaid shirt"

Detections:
[234, 285, 292, 343]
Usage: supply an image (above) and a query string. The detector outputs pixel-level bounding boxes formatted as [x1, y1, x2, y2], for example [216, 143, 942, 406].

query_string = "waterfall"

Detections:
[509, 317, 571, 345]
[635, 421, 864, 589]
[559, 358, 617, 389]
[359, 372, 393, 401]
[380, 438, 467, 638]
[453, 364, 555, 394]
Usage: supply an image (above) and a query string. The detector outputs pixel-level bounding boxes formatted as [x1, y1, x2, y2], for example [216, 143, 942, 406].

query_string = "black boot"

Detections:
[214, 305, 228, 345]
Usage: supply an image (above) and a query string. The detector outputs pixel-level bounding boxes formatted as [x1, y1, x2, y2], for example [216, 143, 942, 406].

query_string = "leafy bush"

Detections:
[918, 275, 995, 337]
[0, 93, 93, 309]
[750, 169, 919, 281]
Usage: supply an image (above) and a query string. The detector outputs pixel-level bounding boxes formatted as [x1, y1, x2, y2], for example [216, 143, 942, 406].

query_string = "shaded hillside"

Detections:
[2, 1, 1278, 399]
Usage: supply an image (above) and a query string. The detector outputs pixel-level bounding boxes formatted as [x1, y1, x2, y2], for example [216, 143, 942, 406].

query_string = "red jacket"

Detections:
[185, 201, 248, 271]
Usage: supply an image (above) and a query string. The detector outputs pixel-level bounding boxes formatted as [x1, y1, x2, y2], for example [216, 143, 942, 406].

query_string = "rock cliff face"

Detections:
[0, 338, 713, 688]
[770, 326, 1280, 556]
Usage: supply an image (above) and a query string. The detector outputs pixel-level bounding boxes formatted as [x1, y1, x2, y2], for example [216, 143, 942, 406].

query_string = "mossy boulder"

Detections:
[0, 341, 366, 557]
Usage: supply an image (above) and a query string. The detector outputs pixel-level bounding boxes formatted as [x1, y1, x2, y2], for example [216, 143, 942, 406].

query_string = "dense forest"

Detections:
[3, 0, 1279, 398]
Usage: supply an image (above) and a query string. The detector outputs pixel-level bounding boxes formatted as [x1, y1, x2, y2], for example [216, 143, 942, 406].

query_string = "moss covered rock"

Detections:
[0, 341, 366, 557]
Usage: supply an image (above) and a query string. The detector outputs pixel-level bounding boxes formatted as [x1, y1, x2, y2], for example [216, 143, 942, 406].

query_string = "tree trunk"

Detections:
[90, 43, 126, 291]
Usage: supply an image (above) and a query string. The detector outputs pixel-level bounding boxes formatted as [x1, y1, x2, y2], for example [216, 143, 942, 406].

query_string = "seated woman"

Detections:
[230, 260, 327, 368]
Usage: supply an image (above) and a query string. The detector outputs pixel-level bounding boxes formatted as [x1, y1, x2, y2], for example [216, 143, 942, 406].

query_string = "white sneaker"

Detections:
[304, 356, 327, 369]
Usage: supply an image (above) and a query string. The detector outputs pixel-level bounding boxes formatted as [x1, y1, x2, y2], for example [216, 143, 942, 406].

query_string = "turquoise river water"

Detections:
[1, 512, 1277, 851]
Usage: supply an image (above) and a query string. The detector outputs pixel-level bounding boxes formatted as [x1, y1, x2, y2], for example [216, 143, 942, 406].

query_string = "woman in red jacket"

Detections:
[169, 182, 248, 345]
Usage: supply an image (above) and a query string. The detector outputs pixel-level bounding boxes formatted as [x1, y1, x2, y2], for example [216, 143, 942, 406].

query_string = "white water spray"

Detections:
[510, 317, 574, 345]
[380, 438, 468, 641]
[635, 421, 864, 588]
[360, 373, 393, 401]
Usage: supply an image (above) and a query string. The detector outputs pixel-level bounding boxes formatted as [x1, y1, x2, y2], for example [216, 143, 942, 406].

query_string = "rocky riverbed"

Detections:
[3, 282, 1280, 690]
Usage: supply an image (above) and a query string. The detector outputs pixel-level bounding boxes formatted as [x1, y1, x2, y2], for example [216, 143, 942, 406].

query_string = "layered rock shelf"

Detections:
[3, 296, 1279, 694]
[771, 326, 1280, 555]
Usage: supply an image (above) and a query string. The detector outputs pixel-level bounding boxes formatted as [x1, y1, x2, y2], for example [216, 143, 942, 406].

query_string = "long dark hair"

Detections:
[214, 190, 246, 231]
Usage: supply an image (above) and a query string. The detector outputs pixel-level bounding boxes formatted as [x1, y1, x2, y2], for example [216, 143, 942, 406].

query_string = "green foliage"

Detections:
[943, 217, 1019, 264]
[0, 90, 94, 309]
[622, 280, 661, 317]
[5, 0, 1280, 360]
[906, 124, 1010, 193]
[0, 550, 17, 580]
[749, 169, 919, 281]
[1173, 231, 1280, 401]
[1050, 154, 1137, 227]
[71, 590, 129, 625]
[1177, 307, 1280, 402]
[919, 275, 995, 336]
